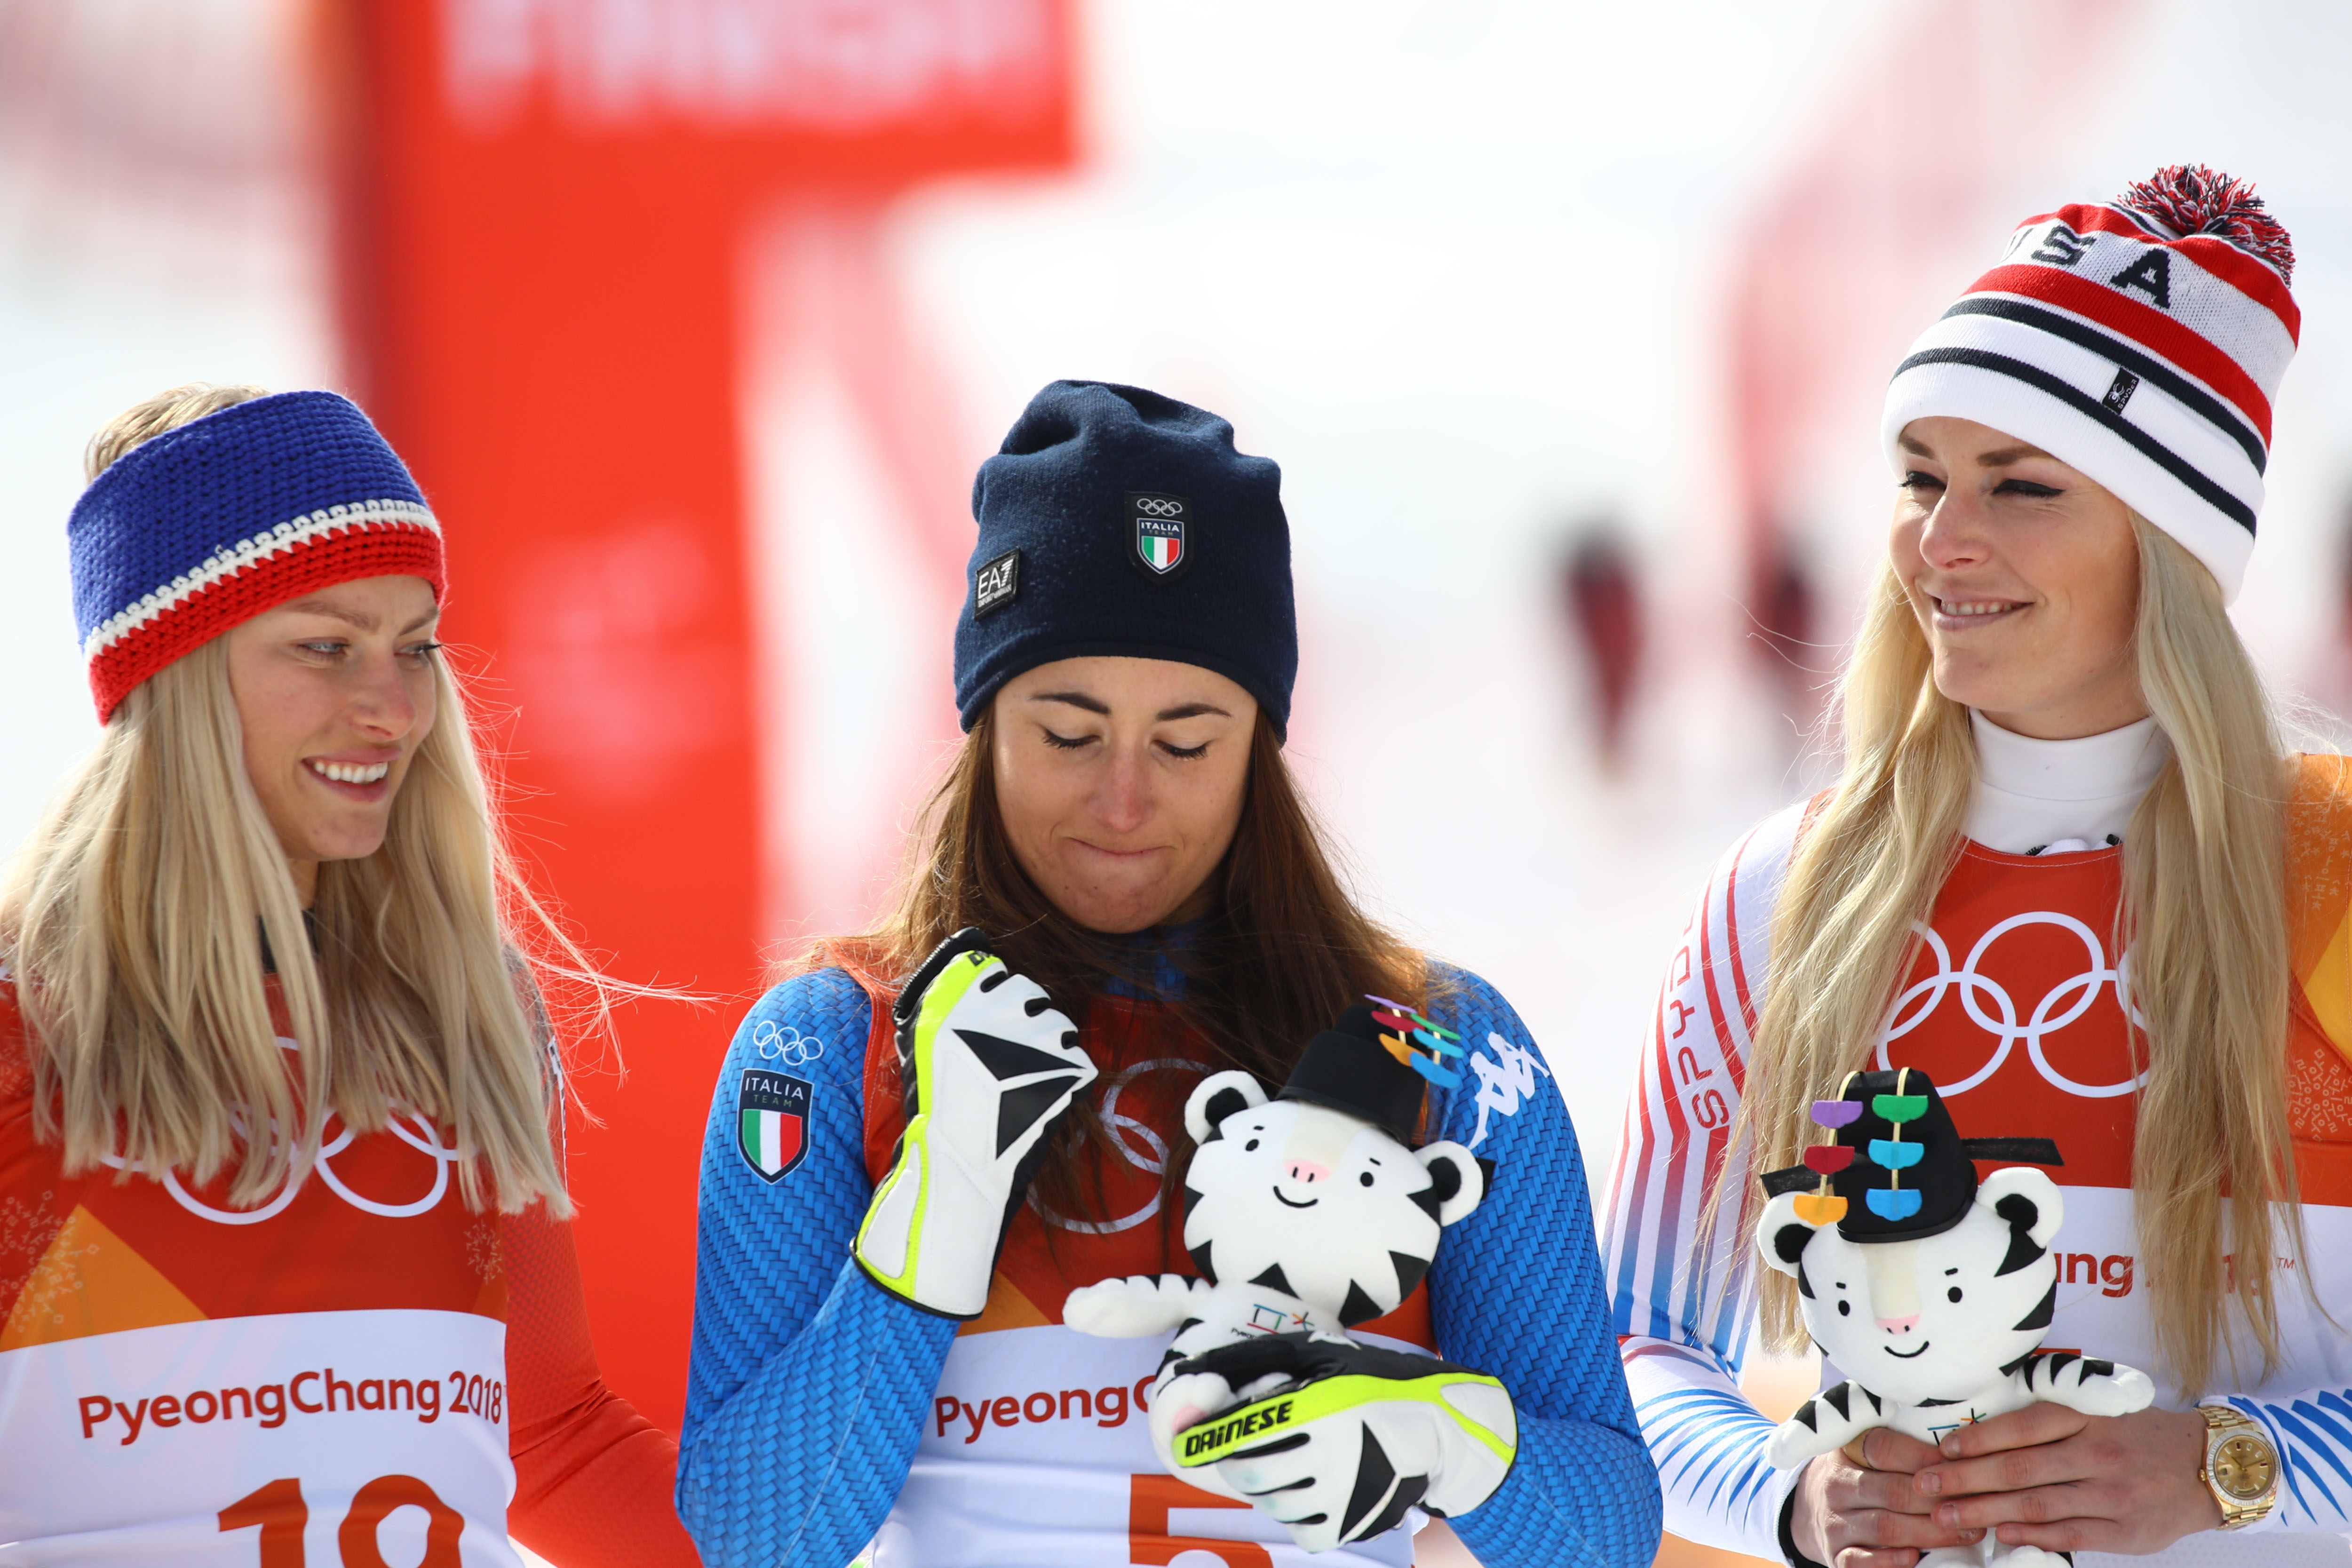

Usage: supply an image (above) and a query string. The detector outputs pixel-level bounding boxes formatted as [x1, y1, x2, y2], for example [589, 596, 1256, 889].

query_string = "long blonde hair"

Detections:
[2, 386, 589, 1215]
[1723, 516, 2298, 1394]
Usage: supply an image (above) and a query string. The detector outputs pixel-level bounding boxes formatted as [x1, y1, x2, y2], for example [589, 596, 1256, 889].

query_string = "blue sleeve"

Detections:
[1422, 967, 1664, 1568]
[675, 970, 960, 1568]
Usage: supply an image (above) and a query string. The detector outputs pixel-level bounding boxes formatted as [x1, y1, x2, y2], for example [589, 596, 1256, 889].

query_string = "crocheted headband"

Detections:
[1882, 164, 2296, 604]
[68, 391, 445, 721]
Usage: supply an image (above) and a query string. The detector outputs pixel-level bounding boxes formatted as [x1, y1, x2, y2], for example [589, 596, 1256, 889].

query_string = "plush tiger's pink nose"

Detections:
[1285, 1159, 1331, 1186]
[1877, 1315, 1919, 1335]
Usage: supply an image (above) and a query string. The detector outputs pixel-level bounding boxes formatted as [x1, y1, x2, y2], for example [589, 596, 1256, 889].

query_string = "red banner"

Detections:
[328, 0, 1072, 1433]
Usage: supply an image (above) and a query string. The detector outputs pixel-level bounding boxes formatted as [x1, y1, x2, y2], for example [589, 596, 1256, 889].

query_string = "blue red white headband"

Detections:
[68, 391, 444, 720]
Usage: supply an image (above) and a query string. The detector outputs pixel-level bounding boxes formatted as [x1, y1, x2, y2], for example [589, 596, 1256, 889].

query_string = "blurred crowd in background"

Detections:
[4, 2, 2351, 1561]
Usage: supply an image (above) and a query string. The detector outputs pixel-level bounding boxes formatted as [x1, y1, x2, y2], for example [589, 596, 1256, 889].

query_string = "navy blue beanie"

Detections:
[954, 381, 1296, 738]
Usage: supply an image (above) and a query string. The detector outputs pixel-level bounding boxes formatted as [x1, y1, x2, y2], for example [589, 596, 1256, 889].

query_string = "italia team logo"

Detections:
[737, 1069, 812, 1183]
[1128, 492, 1190, 576]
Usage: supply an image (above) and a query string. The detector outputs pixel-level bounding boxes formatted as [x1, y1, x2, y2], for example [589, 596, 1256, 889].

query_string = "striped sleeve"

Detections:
[1621, 1336, 1795, 1556]
[2219, 1391, 2352, 1532]
[1601, 804, 1807, 1557]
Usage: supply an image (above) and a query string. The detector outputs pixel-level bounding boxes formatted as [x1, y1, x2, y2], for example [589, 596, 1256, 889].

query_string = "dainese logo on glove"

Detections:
[1178, 1395, 1300, 1465]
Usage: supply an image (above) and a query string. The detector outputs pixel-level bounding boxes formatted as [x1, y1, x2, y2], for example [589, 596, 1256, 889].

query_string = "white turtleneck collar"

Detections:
[1963, 710, 2169, 856]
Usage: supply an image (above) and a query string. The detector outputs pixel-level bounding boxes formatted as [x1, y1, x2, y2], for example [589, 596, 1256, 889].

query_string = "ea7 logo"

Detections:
[738, 1070, 812, 1182]
[975, 549, 1020, 617]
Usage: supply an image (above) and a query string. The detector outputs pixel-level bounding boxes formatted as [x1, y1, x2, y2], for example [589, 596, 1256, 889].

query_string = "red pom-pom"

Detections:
[2113, 163, 2294, 282]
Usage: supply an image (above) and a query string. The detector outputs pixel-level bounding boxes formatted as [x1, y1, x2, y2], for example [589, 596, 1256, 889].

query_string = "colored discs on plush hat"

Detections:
[1764, 1066, 2066, 1244]
[1363, 996, 1464, 1087]
[1810, 1067, 1980, 1243]
[1282, 1003, 1432, 1145]
[1793, 1194, 1848, 1226]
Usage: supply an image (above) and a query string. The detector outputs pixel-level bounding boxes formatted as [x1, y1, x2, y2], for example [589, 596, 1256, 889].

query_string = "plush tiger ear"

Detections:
[1755, 1191, 1816, 1278]
[1977, 1166, 2064, 1254]
[1185, 1070, 1268, 1143]
[1414, 1140, 1485, 1226]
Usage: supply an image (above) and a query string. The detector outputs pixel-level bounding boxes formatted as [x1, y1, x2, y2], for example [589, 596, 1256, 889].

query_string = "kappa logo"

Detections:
[1128, 492, 1190, 577]
[975, 548, 1020, 617]
[737, 1069, 813, 1183]
[1467, 1032, 1551, 1150]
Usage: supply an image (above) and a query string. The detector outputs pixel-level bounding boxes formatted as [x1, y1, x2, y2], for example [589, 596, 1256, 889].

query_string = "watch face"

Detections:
[2213, 1434, 2277, 1501]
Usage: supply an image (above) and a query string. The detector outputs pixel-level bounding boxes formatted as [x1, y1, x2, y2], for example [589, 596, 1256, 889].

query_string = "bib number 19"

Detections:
[219, 1476, 464, 1568]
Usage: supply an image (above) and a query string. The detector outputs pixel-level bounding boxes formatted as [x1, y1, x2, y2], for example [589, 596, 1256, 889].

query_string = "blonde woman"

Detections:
[0, 387, 700, 1565]
[1604, 167, 2352, 1568]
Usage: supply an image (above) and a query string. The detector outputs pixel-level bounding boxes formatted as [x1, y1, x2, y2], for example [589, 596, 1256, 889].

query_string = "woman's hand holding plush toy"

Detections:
[1792, 1428, 1979, 1568]
[1911, 1401, 2218, 1557]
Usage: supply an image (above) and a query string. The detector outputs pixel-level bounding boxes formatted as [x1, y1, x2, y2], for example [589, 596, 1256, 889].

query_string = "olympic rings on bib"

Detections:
[1876, 912, 2149, 1100]
[1027, 1057, 1201, 1236]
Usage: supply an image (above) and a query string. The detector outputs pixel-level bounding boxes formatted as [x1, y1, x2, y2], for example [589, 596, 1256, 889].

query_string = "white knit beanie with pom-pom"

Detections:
[1882, 164, 2297, 604]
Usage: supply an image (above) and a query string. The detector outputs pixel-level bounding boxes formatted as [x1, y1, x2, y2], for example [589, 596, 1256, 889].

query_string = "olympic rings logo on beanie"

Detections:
[1882, 164, 2296, 605]
[67, 390, 446, 722]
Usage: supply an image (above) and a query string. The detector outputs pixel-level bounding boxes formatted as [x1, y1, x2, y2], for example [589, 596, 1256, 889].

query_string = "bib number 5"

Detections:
[219, 1476, 465, 1568]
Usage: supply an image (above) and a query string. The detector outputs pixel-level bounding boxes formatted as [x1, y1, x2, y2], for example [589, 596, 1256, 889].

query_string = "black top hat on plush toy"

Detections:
[1757, 1067, 2063, 1244]
[1279, 999, 1467, 1146]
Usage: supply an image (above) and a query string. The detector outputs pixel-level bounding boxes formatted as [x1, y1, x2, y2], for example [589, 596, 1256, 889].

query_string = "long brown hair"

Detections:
[807, 704, 1424, 1226]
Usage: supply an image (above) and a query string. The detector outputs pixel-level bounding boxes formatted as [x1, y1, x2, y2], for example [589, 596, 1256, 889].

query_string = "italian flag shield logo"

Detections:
[1136, 519, 1183, 573]
[737, 1068, 812, 1183]
[1129, 491, 1190, 576]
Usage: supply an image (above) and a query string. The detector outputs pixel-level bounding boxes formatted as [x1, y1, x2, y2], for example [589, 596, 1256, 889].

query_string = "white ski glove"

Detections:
[1166, 1335, 1518, 1553]
[853, 928, 1094, 1318]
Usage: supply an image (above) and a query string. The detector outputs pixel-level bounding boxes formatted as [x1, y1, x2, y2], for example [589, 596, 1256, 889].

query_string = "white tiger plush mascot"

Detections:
[1065, 1067, 1487, 1475]
[1757, 1069, 2154, 1568]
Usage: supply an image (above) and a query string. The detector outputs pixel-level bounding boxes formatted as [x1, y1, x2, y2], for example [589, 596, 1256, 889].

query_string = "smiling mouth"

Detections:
[1882, 1341, 1931, 1359]
[1272, 1189, 1319, 1210]
[1933, 597, 2022, 621]
[305, 758, 392, 786]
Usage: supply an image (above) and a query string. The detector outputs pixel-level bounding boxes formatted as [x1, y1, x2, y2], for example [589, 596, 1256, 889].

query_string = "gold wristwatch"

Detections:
[2197, 1404, 2279, 1529]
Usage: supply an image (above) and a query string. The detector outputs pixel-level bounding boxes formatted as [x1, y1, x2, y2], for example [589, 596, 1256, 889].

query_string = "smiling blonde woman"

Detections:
[0, 386, 700, 1565]
[1604, 167, 2352, 1568]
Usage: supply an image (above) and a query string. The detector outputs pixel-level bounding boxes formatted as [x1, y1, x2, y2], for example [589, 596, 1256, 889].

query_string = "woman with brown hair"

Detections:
[677, 382, 1659, 1567]
[1604, 167, 2352, 1567]
[0, 385, 699, 1563]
